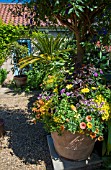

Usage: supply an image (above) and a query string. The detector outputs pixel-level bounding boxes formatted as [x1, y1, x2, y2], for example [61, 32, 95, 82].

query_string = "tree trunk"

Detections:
[74, 31, 84, 69]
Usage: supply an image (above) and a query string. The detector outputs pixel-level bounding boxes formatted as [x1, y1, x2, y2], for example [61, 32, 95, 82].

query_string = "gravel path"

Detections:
[0, 87, 53, 170]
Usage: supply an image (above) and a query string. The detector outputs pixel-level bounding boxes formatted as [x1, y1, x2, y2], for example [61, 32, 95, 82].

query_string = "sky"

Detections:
[0, 0, 29, 3]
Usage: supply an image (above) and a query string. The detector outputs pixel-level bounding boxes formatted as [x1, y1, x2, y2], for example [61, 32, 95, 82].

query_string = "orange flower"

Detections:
[60, 125, 65, 131]
[80, 122, 86, 129]
[90, 132, 96, 139]
[39, 107, 45, 113]
[38, 99, 45, 105]
[36, 109, 40, 113]
[86, 115, 92, 122]
[32, 107, 37, 112]
[98, 136, 104, 141]
[37, 103, 40, 108]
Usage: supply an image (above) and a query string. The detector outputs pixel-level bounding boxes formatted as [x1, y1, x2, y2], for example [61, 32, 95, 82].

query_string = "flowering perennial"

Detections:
[32, 65, 111, 141]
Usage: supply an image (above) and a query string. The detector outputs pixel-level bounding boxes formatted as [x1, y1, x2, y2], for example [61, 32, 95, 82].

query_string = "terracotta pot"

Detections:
[0, 119, 5, 137]
[14, 75, 27, 87]
[51, 130, 95, 160]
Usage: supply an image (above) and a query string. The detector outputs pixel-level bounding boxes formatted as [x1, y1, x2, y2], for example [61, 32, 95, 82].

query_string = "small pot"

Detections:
[0, 119, 5, 137]
[14, 75, 27, 87]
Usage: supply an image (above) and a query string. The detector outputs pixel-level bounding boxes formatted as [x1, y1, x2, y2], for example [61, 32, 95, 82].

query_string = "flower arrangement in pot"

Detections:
[32, 64, 111, 160]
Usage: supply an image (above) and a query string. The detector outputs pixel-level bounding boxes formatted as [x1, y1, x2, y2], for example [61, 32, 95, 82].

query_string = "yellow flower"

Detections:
[65, 70, 69, 73]
[47, 79, 54, 84]
[81, 88, 90, 93]
[87, 122, 92, 129]
[40, 54, 44, 57]
[39, 107, 45, 114]
[91, 87, 97, 90]
[66, 84, 73, 89]
[48, 75, 54, 79]
[95, 95, 110, 121]
[95, 94, 104, 103]
[53, 88, 58, 93]
[94, 128, 99, 134]
[70, 105, 77, 112]
[45, 99, 52, 106]
[47, 56, 51, 60]
[53, 117, 61, 123]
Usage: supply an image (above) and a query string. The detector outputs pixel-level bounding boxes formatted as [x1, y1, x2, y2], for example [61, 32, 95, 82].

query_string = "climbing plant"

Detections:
[0, 19, 29, 66]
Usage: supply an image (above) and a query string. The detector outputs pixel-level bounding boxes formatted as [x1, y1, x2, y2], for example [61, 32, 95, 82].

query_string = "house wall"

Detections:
[38, 27, 70, 37]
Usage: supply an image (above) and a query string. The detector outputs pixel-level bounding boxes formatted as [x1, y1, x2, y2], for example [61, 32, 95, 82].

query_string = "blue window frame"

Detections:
[12, 38, 32, 75]
[17, 39, 31, 55]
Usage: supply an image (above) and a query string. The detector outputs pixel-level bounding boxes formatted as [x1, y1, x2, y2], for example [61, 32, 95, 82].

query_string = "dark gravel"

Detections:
[0, 87, 53, 170]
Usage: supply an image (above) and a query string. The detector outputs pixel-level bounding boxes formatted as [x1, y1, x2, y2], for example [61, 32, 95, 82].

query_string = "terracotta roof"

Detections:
[0, 3, 50, 26]
[0, 3, 25, 25]
[0, 3, 63, 27]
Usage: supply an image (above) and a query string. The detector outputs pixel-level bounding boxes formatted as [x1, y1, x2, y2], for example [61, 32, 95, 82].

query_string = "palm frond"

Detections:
[18, 33, 73, 69]
[19, 57, 40, 69]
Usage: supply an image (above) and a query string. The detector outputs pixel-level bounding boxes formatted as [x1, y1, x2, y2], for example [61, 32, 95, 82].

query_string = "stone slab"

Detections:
[47, 135, 103, 170]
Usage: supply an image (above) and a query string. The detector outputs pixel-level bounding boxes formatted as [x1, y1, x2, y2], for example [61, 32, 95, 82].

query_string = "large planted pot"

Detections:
[14, 75, 27, 87]
[51, 130, 95, 161]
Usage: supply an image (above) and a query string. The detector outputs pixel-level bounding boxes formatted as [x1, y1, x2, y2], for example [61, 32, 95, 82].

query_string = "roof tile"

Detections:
[0, 3, 34, 26]
[0, 3, 62, 27]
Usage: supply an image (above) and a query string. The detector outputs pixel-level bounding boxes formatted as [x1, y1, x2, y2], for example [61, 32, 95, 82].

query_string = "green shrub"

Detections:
[83, 42, 111, 73]
[0, 68, 7, 85]
[0, 19, 29, 66]
[25, 63, 46, 90]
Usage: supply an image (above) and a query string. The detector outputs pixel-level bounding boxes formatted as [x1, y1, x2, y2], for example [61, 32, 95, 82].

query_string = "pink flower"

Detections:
[86, 115, 92, 122]
[96, 41, 101, 48]
[100, 70, 103, 74]
[80, 122, 86, 129]
[94, 72, 98, 77]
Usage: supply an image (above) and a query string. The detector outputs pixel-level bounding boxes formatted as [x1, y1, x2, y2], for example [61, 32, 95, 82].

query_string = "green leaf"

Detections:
[78, 6, 84, 12]
[55, 0, 59, 5]
[99, 51, 102, 59]
[68, 8, 74, 14]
